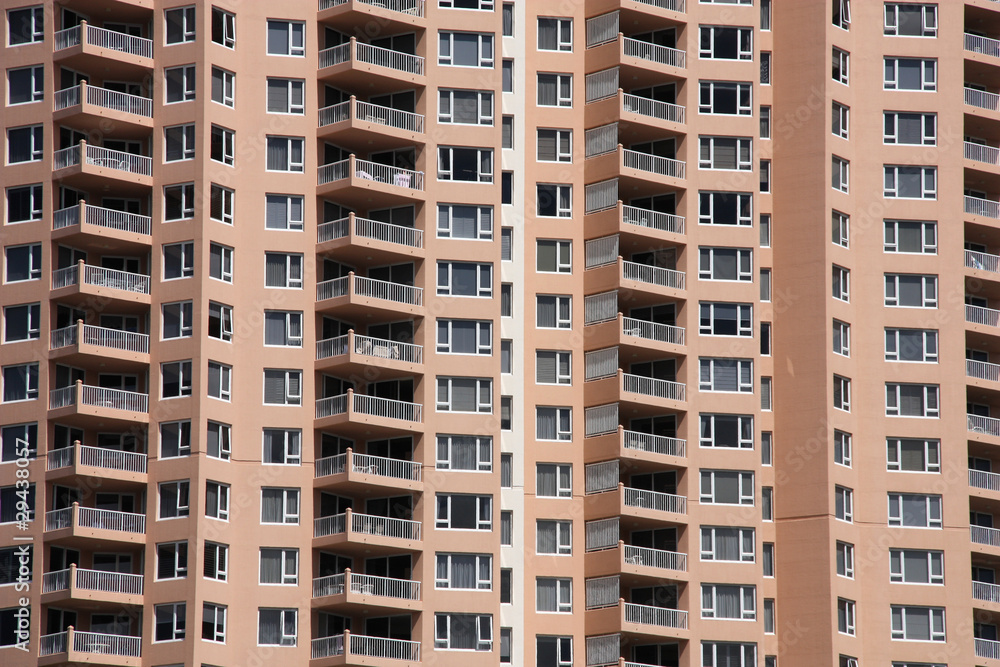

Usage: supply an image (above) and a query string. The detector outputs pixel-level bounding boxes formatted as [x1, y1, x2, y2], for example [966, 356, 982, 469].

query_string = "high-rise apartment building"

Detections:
[0, 0, 995, 665]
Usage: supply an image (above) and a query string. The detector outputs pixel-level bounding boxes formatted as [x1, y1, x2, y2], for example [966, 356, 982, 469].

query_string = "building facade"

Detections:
[0, 0, 993, 666]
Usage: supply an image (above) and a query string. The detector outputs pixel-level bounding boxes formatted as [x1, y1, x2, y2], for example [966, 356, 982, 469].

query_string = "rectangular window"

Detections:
[438, 146, 493, 183]
[439, 31, 494, 67]
[7, 65, 43, 105]
[699, 136, 752, 171]
[261, 488, 299, 524]
[538, 17, 572, 51]
[888, 493, 942, 528]
[700, 414, 753, 449]
[834, 430, 852, 467]
[207, 361, 232, 401]
[884, 112, 935, 145]
[164, 124, 195, 162]
[502, 2, 513, 36]
[265, 137, 304, 172]
[760, 106, 771, 138]
[502, 571, 514, 603]
[202, 603, 226, 643]
[700, 470, 754, 505]
[537, 73, 572, 107]
[700, 302, 753, 337]
[263, 369, 301, 406]
[210, 184, 234, 225]
[0, 423, 36, 461]
[699, 81, 752, 116]
[699, 358, 753, 393]
[154, 602, 186, 642]
[503, 115, 512, 148]
[165, 65, 196, 103]
[3, 303, 39, 342]
[162, 302, 193, 341]
[501, 510, 513, 545]
[266, 20, 304, 56]
[833, 0, 851, 28]
[166, 6, 195, 44]
[836, 541, 854, 578]
[536, 351, 571, 385]
[537, 295, 572, 329]
[761, 377, 772, 410]
[763, 543, 774, 576]
[7, 125, 42, 163]
[762, 487, 773, 521]
[702, 584, 756, 620]
[434, 613, 493, 651]
[889, 549, 944, 584]
[537, 184, 572, 218]
[436, 319, 491, 355]
[887, 438, 940, 472]
[832, 211, 849, 246]
[209, 243, 233, 284]
[205, 481, 230, 520]
[8, 6, 44, 45]
[699, 191, 752, 226]
[156, 541, 188, 579]
[259, 548, 298, 585]
[884, 220, 936, 253]
[536, 464, 571, 498]
[6, 184, 43, 223]
[885, 274, 937, 308]
[212, 6, 236, 47]
[760, 160, 771, 192]
[536, 577, 572, 612]
[211, 67, 234, 107]
[437, 261, 492, 297]
[436, 493, 492, 530]
[163, 242, 194, 280]
[700, 526, 755, 562]
[537, 240, 571, 274]
[886, 383, 939, 418]
[761, 51, 771, 84]
[1, 363, 37, 402]
[207, 421, 231, 460]
[884, 165, 936, 199]
[438, 89, 494, 125]
[885, 328, 937, 362]
[536, 407, 571, 441]
[835, 486, 853, 522]
[536, 520, 572, 555]
[265, 195, 304, 231]
[502, 59, 513, 93]
[165, 183, 195, 221]
[703, 642, 756, 667]
[884, 3, 937, 37]
[833, 320, 850, 356]
[436, 377, 492, 413]
[832, 156, 849, 192]
[264, 311, 303, 347]
[501, 453, 512, 487]
[537, 129, 572, 163]
[436, 435, 492, 471]
[833, 375, 851, 412]
[258, 608, 297, 646]
[263, 429, 302, 465]
[500, 340, 512, 374]
[264, 253, 304, 289]
[832, 102, 849, 138]
[838, 598, 856, 636]
[832, 265, 850, 302]
[890, 606, 945, 641]
[700, 26, 753, 60]
[266, 78, 304, 114]
[501, 284, 512, 316]
[159, 480, 190, 519]
[210, 125, 235, 166]
[699, 247, 753, 281]
[435, 553, 491, 590]
[832, 48, 849, 84]
[761, 432, 772, 466]
[760, 214, 771, 247]
[437, 204, 493, 240]
[884, 57, 936, 91]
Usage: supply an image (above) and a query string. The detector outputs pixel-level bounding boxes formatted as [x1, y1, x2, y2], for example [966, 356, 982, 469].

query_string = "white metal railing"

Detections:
[44, 507, 73, 531]
[355, 216, 423, 247]
[42, 569, 70, 593]
[318, 158, 351, 185]
[316, 394, 349, 419]
[971, 468, 1000, 492]
[623, 204, 684, 234]
[351, 451, 422, 480]
[586, 12, 619, 47]
[623, 602, 688, 629]
[623, 36, 687, 69]
[51, 324, 149, 354]
[85, 144, 151, 176]
[312, 635, 345, 659]
[39, 631, 67, 656]
[54, 23, 153, 59]
[77, 506, 145, 534]
[586, 235, 619, 268]
[634, 0, 685, 11]
[967, 33, 1000, 57]
[586, 124, 619, 157]
[46, 447, 74, 470]
[585, 403, 619, 437]
[624, 545, 687, 572]
[623, 316, 685, 345]
[42, 567, 143, 595]
[969, 359, 1000, 382]
[623, 486, 687, 514]
[968, 249, 1000, 273]
[974, 580, 1000, 604]
[55, 83, 152, 117]
[623, 429, 686, 458]
[354, 393, 423, 422]
[73, 631, 141, 657]
[351, 634, 421, 661]
[585, 179, 618, 213]
[319, 0, 426, 16]
[317, 276, 350, 301]
[353, 511, 422, 540]
[968, 304, 1000, 327]
[54, 203, 151, 235]
[318, 100, 350, 126]
[586, 68, 619, 102]
[49, 386, 76, 409]
[586, 517, 620, 551]
[967, 86, 1000, 111]
[356, 100, 424, 132]
[622, 259, 686, 289]
[967, 141, 1000, 165]
[587, 634, 621, 667]
[79, 445, 147, 473]
[585, 460, 620, 494]
[83, 264, 150, 294]
[313, 573, 346, 597]
[54, 24, 81, 50]
[623, 148, 686, 179]
[355, 275, 423, 305]
[318, 332, 424, 364]
[585, 291, 618, 324]
[970, 413, 1000, 437]
[977, 638, 1000, 660]
[317, 216, 351, 242]
[317, 335, 350, 360]
[315, 453, 348, 478]
[585, 348, 619, 380]
[314, 513, 348, 537]
[585, 575, 620, 609]
[972, 524, 1000, 547]
[623, 372, 686, 401]
[53, 85, 80, 109]
[967, 195, 1000, 219]
[321, 157, 425, 190]
[80, 385, 148, 413]
[320, 40, 424, 75]
[53, 145, 81, 170]
[312, 572, 420, 601]
[623, 92, 685, 124]
[319, 42, 351, 68]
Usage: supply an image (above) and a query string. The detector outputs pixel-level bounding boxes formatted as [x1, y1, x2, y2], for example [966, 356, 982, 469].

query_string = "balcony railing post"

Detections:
[68, 563, 78, 596]
[349, 95, 357, 122]
[344, 629, 352, 659]
[74, 379, 83, 407]
[75, 319, 85, 346]
[67, 626, 75, 654]
[344, 506, 353, 536]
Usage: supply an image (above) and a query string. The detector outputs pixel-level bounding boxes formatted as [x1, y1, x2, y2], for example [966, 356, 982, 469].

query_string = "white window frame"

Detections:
[702, 584, 756, 620]
[536, 295, 572, 329]
[156, 541, 188, 580]
[209, 243, 234, 283]
[204, 541, 228, 581]
[210, 184, 234, 225]
[436, 493, 492, 530]
[833, 48, 849, 84]
[888, 493, 943, 528]
[266, 78, 304, 114]
[264, 253, 304, 289]
[537, 17, 572, 52]
[205, 481, 229, 521]
[536, 184, 572, 218]
[263, 429, 302, 466]
[2, 303, 40, 342]
[699, 81, 752, 116]
[537, 73, 573, 107]
[833, 375, 851, 412]
[833, 320, 850, 357]
[885, 383, 939, 418]
[165, 183, 195, 221]
[210, 125, 235, 166]
[436, 376, 493, 413]
[158, 480, 190, 519]
[833, 0, 851, 29]
[211, 66, 235, 107]
[884, 3, 937, 37]
[831, 210, 849, 246]
[699, 414, 754, 449]
[162, 301, 194, 339]
[265, 194, 304, 231]
[266, 20, 305, 57]
[207, 421, 232, 461]
[6, 184, 43, 223]
[536, 129, 572, 163]
[832, 265, 850, 302]
[536, 240, 571, 274]
[699, 191, 753, 226]
[263, 311, 303, 347]
[535, 350, 571, 385]
[438, 31, 494, 68]
[164, 124, 195, 162]
[883, 112, 936, 145]
[884, 274, 937, 308]
[699, 136, 753, 171]
[832, 156, 849, 193]
[885, 328, 937, 363]
[436, 319, 492, 355]
[154, 602, 186, 642]
[699, 358, 753, 393]
[434, 612, 493, 651]
[437, 204, 493, 240]
[832, 102, 849, 139]
[263, 369, 302, 406]
[265, 136, 304, 172]
[884, 220, 936, 254]
[536, 577, 572, 612]
[834, 430, 852, 467]
[436, 435, 492, 472]
[207, 361, 232, 401]
[6, 65, 43, 105]
[260, 488, 300, 525]
[700, 302, 753, 337]
[835, 485, 853, 522]
[890, 606, 946, 641]
[161, 360, 193, 398]
[259, 548, 298, 585]
[165, 6, 196, 44]
[884, 165, 936, 199]
[836, 541, 854, 578]
[207, 302, 233, 342]
[700, 469, 755, 506]
[887, 438, 940, 472]
[699, 25, 753, 60]
[838, 598, 856, 636]
[884, 57, 937, 91]
[7, 6, 44, 45]
[437, 146, 493, 183]
[165, 65, 196, 103]
[702, 642, 756, 667]
[889, 549, 944, 584]
[700, 526, 755, 562]
[202, 603, 226, 643]
[536, 520, 572, 555]
[536, 406, 572, 441]
[435, 552, 492, 590]
[699, 247, 753, 281]
[536, 463, 572, 498]
[257, 608, 297, 646]
[212, 7, 236, 48]
[438, 89, 494, 125]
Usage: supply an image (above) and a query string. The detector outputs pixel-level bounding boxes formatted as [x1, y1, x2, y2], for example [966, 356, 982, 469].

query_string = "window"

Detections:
[500, 283, 513, 317]
[502, 2, 513, 36]
[890, 549, 943, 584]
[2, 363, 37, 402]
[536, 351, 571, 385]
[537, 520, 572, 555]
[210, 184, 233, 224]
[261, 488, 299, 524]
[211, 67, 234, 107]
[699, 81, 752, 116]
[884, 57, 936, 91]
[760, 106, 771, 139]
[6, 184, 43, 223]
[832, 265, 850, 302]
[760, 214, 771, 247]
[835, 486, 853, 522]
[834, 430, 852, 467]
[884, 220, 936, 253]
[267, 78, 304, 114]
[500, 510, 513, 545]
[832, 102, 849, 138]
[537, 578, 572, 612]
[166, 6, 195, 44]
[832, 156, 849, 192]
[537, 636, 573, 667]
[164, 124, 195, 162]
[884, 3, 936, 37]
[890, 606, 945, 641]
[500, 396, 512, 430]
[436, 493, 492, 530]
[436, 377, 492, 413]
[537, 240, 571, 274]
[436, 319, 491, 355]
[156, 541, 188, 579]
[162, 301, 193, 340]
[439, 31, 494, 67]
[833, 0, 851, 29]
[500, 569, 512, 603]
[700, 26, 753, 60]
[762, 487, 773, 521]
[165, 183, 195, 221]
[536, 464, 571, 498]
[258, 608, 297, 646]
[700, 302, 753, 337]
[699, 136, 752, 171]
[207, 421, 231, 460]
[537, 73, 572, 107]
[207, 361, 232, 401]
[887, 438, 940, 472]
[761, 0, 772, 28]
[699, 358, 753, 393]
[7, 125, 41, 163]
[884, 112, 935, 145]
[501, 453, 512, 487]
[761, 377, 772, 410]
[159, 480, 190, 519]
[837, 598, 855, 635]
[3, 303, 38, 342]
[438, 146, 493, 183]
[266, 20, 304, 56]
[538, 17, 571, 51]
[699, 191, 752, 226]
[263, 311, 302, 347]
[438, 89, 493, 125]
[537, 184, 572, 217]
[831, 211, 849, 247]
[437, 204, 493, 240]
[164, 242, 195, 280]
[700, 414, 753, 449]
[702, 642, 756, 666]
[7, 65, 43, 105]
[435, 435, 491, 472]
[833, 375, 850, 412]
[202, 603, 226, 643]
[212, 6, 236, 47]
[761, 432, 772, 465]
[262, 429, 301, 466]
[888, 493, 942, 528]
[700, 470, 754, 505]
[501, 115, 513, 148]
[761, 51, 771, 84]
[702, 584, 756, 620]
[536, 407, 571, 441]
[537, 129, 572, 163]
[7, 6, 43, 45]
[205, 481, 229, 520]
[502, 59, 513, 93]
[500, 340, 512, 374]
[836, 541, 854, 578]
[260, 548, 298, 585]
[434, 613, 492, 651]
[202, 541, 227, 581]
[265, 195, 304, 231]
[833, 320, 850, 356]
[161, 360, 192, 397]
[701, 526, 755, 562]
[885, 274, 937, 308]
[265, 253, 304, 289]
[537, 295, 571, 329]
[265, 136, 304, 172]
[884, 165, 936, 199]
[699, 247, 752, 281]
[0, 423, 36, 461]
[885, 328, 937, 363]
[436, 553, 491, 590]
[760, 160, 770, 193]
[832, 48, 849, 84]
[0, 483, 33, 523]
[165, 65, 196, 103]
[263, 369, 301, 406]
[154, 603, 186, 642]
[437, 261, 492, 298]
[886, 383, 939, 418]
[210, 243, 233, 282]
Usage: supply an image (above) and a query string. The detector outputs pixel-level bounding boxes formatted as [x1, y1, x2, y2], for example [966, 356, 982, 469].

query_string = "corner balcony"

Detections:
[971, 414, 1000, 439]
[49, 382, 148, 425]
[317, 213, 424, 263]
[316, 273, 423, 320]
[318, 37, 425, 93]
[585, 136, 686, 193]
[53, 201, 151, 252]
[583, 310, 684, 358]
[44, 503, 146, 546]
[585, 586, 688, 640]
[319, 96, 425, 150]
[315, 448, 422, 494]
[315, 389, 423, 437]
[585, 536, 688, 582]
[586, 353, 686, 411]
[973, 524, 1000, 550]
[53, 81, 152, 132]
[312, 631, 421, 665]
[50, 322, 149, 367]
[319, 0, 426, 32]
[977, 637, 1000, 661]
[968, 141, 1000, 177]
[585, 255, 685, 303]
[52, 262, 151, 308]
[313, 508, 421, 555]
[317, 331, 423, 379]
[584, 411, 686, 463]
[318, 155, 425, 208]
[39, 627, 141, 666]
[312, 569, 421, 612]
[42, 564, 143, 606]
[52, 141, 152, 193]
[586, 13, 686, 78]
[585, 82, 685, 139]
[586, 472, 687, 524]
[53, 22, 153, 76]
[47, 443, 146, 485]
[583, 189, 685, 241]
[972, 467, 1000, 496]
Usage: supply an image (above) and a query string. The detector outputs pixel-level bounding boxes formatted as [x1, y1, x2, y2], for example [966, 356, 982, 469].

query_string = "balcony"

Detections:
[312, 631, 421, 664]
[973, 524, 1000, 548]
[623, 543, 686, 574]
[968, 304, 1000, 329]
[970, 360, 1000, 386]
[587, 13, 686, 69]
[586, 472, 687, 520]
[319, 0, 426, 32]
[967, 33, 1000, 59]
[53, 22, 153, 76]
[317, 331, 423, 379]
[43, 503, 145, 545]
[49, 382, 148, 424]
[318, 155, 425, 208]
[42, 564, 143, 606]
[973, 467, 1000, 493]
[319, 96, 424, 150]
[315, 448, 422, 494]
[39, 628, 141, 665]
[978, 637, 1000, 661]
[53, 202, 151, 253]
[312, 569, 421, 612]
[52, 141, 152, 192]
[47, 443, 147, 485]
[584, 311, 685, 364]
[318, 37, 425, 92]
[317, 213, 423, 263]
[315, 390, 423, 437]
[976, 580, 1000, 606]
[51, 322, 149, 368]
[969, 249, 1000, 276]
[968, 142, 1000, 173]
[316, 273, 423, 320]
[585, 584, 688, 638]
[313, 508, 421, 555]
[53, 81, 152, 131]
[585, 134, 686, 191]
[52, 262, 150, 308]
